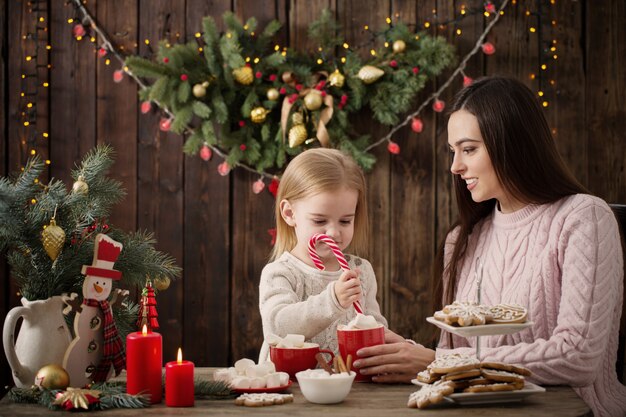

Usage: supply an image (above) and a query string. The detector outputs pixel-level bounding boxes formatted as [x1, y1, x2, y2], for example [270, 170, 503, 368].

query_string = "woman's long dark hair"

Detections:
[433, 76, 587, 311]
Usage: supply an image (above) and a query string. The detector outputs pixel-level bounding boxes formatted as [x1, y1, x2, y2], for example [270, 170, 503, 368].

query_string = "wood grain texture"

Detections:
[0, 0, 8, 397]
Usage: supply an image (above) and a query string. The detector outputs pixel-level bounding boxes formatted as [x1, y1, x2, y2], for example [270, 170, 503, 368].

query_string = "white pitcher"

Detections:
[3, 296, 72, 387]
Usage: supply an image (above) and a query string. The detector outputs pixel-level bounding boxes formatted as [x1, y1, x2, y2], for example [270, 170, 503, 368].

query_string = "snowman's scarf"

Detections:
[83, 298, 126, 381]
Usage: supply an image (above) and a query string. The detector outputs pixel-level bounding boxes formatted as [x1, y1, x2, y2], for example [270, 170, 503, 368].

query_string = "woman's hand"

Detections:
[334, 269, 362, 309]
[353, 339, 435, 383]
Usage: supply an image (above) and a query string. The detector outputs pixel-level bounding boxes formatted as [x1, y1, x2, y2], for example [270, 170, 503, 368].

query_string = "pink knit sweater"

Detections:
[438, 194, 626, 417]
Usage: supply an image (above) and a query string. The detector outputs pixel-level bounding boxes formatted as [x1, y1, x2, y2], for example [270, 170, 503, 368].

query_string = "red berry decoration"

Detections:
[268, 178, 280, 197]
[481, 42, 496, 55]
[240, 144, 247, 151]
[411, 117, 424, 133]
[238, 120, 246, 128]
[269, 74, 277, 82]
[140, 101, 152, 114]
[463, 76, 474, 87]
[390, 60, 398, 68]
[199, 145, 212, 161]
[295, 84, 303, 91]
[163, 57, 169, 63]
[432, 99, 445, 113]
[180, 74, 188, 81]
[412, 67, 419, 74]
[255, 71, 263, 79]
[387, 142, 400, 155]
[279, 87, 287, 95]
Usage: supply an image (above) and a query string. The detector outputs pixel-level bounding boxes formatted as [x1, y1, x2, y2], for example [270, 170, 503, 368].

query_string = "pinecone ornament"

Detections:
[250, 107, 270, 123]
[42, 218, 65, 261]
[233, 66, 254, 85]
[357, 65, 385, 84]
[288, 124, 307, 148]
[328, 69, 345, 87]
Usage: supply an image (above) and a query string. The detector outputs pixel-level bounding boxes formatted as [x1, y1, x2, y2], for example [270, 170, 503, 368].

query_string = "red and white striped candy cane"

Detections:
[308, 233, 363, 314]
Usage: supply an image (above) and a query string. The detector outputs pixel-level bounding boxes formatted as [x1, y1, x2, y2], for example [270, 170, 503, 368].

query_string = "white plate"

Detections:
[426, 316, 533, 337]
[410, 380, 546, 405]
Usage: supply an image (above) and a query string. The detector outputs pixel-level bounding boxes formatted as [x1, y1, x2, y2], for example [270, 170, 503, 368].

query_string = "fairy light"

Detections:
[343, 43, 349, 49]
[195, 32, 201, 38]
[424, 21, 431, 28]
[317, 58, 323, 64]
[370, 49, 376, 56]
[144, 39, 150, 45]
[456, 29, 462, 35]
[253, 57, 260, 64]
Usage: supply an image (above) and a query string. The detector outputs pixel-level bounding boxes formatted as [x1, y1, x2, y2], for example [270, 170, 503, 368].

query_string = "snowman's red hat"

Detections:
[81, 234, 123, 280]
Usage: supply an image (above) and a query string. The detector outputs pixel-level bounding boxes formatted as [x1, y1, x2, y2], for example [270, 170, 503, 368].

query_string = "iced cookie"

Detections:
[489, 303, 528, 323]
[428, 353, 480, 374]
[234, 393, 294, 407]
[407, 382, 455, 409]
[434, 301, 493, 326]
[480, 361, 532, 377]
[463, 382, 522, 393]
[481, 368, 526, 384]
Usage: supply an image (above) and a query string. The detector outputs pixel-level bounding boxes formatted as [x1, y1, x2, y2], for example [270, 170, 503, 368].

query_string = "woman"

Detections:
[354, 76, 626, 416]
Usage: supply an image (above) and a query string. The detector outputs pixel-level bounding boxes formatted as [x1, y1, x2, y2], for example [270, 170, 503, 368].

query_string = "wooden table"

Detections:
[0, 368, 592, 416]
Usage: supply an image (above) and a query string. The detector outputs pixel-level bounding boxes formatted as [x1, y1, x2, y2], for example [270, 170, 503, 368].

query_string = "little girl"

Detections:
[258, 148, 388, 361]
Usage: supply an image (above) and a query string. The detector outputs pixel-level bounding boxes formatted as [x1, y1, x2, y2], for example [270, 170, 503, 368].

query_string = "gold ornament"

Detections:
[291, 112, 304, 125]
[35, 364, 70, 390]
[154, 276, 171, 291]
[72, 175, 89, 195]
[303, 91, 323, 111]
[42, 209, 65, 261]
[250, 107, 270, 123]
[288, 124, 307, 148]
[281, 71, 294, 84]
[328, 69, 345, 87]
[233, 66, 254, 85]
[266, 88, 280, 101]
[392, 39, 406, 53]
[53, 387, 102, 410]
[357, 65, 385, 84]
[192, 83, 207, 98]
[202, 81, 210, 88]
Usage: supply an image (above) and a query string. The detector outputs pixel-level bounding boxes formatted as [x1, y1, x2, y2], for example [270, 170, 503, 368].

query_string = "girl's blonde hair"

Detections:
[270, 148, 369, 261]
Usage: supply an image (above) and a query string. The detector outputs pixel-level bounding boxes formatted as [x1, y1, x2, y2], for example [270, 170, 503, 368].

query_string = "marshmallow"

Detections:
[266, 333, 282, 346]
[346, 313, 380, 330]
[231, 376, 251, 389]
[277, 372, 290, 386]
[213, 368, 234, 383]
[234, 358, 255, 375]
[245, 364, 268, 378]
[258, 361, 276, 374]
[266, 372, 282, 388]
[250, 377, 266, 389]
[283, 334, 305, 347]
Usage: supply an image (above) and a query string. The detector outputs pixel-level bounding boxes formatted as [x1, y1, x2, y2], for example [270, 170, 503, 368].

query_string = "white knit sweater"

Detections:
[438, 194, 626, 416]
[258, 252, 387, 362]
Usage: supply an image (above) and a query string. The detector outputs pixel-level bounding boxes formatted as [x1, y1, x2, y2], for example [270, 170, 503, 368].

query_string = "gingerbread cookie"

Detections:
[234, 393, 294, 407]
[428, 353, 480, 374]
[435, 301, 493, 327]
[417, 369, 440, 384]
[441, 368, 482, 381]
[463, 382, 521, 393]
[407, 382, 455, 409]
[489, 303, 528, 323]
[481, 368, 526, 384]
[481, 361, 532, 377]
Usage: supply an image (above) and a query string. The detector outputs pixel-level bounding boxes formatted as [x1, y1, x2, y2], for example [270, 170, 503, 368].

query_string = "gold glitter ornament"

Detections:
[357, 65, 385, 84]
[42, 208, 65, 261]
[154, 276, 171, 291]
[53, 387, 102, 410]
[288, 124, 307, 148]
[291, 112, 304, 125]
[392, 39, 406, 53]
[192, 83, 207, 98]
[34, 364, 70, 390]
[233, 66, 254, 85]
[328, 69, 345, 87]
[304, 91, 323, 111]
[250, 107, 270, 123]
[72, 175, 89, 195]
[266, 87, 280, 101]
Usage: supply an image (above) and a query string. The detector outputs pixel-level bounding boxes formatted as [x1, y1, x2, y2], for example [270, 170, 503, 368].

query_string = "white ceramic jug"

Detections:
[3, 296, 72, 387]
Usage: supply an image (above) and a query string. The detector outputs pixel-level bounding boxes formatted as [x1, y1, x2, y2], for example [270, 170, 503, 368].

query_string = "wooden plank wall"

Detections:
[1, 0, 624, 390]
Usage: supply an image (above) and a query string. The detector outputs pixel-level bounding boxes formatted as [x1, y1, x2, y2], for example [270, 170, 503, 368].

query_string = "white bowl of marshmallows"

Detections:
[296, 369, 356, 404]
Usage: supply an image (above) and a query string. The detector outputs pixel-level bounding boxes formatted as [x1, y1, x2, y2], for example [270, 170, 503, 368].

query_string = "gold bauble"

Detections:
[392, 39, 406, 53]
[357, 65, 385, 84]
[42, 218, 65, 261]
[192, 83, 207, 98]
[303, 91, 323, 111]
[266, 88, 280, 101]
[154, 277, 171, 291]
[291, 112, 304, 125]
[328, 70, 345, 87]
[233, 66, 254, 85]
[72, 175, 89, 195]
[35, 364, 70, 390]
[201, 81, 210, 88]
[250, 107, 270, 123]
[281, 71, 294, 84]
[288, 124, 307, 148]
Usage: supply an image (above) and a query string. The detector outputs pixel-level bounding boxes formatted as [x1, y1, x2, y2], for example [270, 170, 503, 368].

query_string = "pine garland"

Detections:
[126, 9, 456, 174]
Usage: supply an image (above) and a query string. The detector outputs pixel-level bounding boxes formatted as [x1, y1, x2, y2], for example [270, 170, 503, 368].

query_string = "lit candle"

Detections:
[126, 325, 162, 404]
[165, 348, 195, 407]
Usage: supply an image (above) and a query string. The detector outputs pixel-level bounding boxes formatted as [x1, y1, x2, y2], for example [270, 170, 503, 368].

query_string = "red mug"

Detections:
[337, 325, 385, 381]
[270, 343, 334, 380]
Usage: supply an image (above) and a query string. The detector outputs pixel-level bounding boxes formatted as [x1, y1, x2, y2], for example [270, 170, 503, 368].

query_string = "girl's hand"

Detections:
[334, 269, 362, 309]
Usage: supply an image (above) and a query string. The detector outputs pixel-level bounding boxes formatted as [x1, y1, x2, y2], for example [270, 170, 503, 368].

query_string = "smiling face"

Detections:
[82, 276, 112, 301]
[280, 187, 358, 270]
[447, 109, 524, 213]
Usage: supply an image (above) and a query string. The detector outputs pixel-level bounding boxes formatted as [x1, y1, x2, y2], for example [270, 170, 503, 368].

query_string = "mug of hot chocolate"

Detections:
[337, 314, 384, 382]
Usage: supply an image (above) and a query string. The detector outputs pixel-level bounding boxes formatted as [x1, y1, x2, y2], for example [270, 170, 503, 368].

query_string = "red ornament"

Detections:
[463, 76, 474, 87]
[98, 48, 107, 58]
[137, 282, 159, 331]
[159, 118, 172, 132]
[73, 24, 86, 38]
[321, 90, 327, 97]
[316, 80, 326, 90]
[412, 67, 419, 74]
[482, 42, 496, 55]
[269, 74, 277, 82]
[252, 179, 265, 194]
[432, 99, 445, 113]
[387, 142, 400, 155]
[140, 101, 152, 114]
[485, 2, 496, 13]
[240, 144, 247, 151]
[295, 84, 303, 91]
[279, 87, 287, 95]
[180, 74, 188, 81]
[113, 70, 124, 83]
[217, 161, 231, 176]
[411, 117, 424, 133]
[255, 71, 263, 79]
[268, 228, 277, 246]
[238, 120, 246, 128]
[163, 57, 170, 63]
[288, 94, 298, 104]
[389, 60, 398, 68]
[199, 145, 212, 161]
[268, 178, 280, 197]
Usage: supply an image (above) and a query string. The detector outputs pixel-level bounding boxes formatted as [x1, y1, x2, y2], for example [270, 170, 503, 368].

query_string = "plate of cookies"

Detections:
[408, 354, 545, 409]
[427, 301, 532, 337]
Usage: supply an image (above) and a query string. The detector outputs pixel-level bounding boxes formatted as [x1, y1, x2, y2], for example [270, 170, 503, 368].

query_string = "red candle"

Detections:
[126, 325, 162, 404]
[165, 348, 195, 407]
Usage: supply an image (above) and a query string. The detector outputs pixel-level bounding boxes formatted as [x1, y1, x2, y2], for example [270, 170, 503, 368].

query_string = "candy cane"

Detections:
[308, 233, 363, 314]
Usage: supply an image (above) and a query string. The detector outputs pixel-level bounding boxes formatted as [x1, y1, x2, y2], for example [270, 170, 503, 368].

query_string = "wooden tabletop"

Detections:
[0, 368, 592, 416]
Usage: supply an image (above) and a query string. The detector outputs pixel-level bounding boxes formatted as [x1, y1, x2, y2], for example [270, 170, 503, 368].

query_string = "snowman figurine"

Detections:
[63, 234, 126, 387]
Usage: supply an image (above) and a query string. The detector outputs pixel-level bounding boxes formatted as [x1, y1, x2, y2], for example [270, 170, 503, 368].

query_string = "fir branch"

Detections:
[193, 379, 234, 399]
[308, 8, 343, 51]
[98, 393, 150, 409]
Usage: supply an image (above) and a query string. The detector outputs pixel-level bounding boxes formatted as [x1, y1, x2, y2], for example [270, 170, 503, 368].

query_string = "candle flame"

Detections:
[142, 324, 148, 335]
[177, 347, 183, 363]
